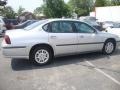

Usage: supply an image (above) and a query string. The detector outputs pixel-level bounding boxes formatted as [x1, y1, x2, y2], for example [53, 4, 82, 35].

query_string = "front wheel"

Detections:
[30, 47, 53, 65]
[102, 40, 116, 55]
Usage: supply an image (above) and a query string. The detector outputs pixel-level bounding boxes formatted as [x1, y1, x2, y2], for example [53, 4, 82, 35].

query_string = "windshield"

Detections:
[104, 21, 114, 24]
[24, 20, 48, 30]
[112, 23, 120, 28]
[85, 20, 99, 26]
[86, 17, 96, 21]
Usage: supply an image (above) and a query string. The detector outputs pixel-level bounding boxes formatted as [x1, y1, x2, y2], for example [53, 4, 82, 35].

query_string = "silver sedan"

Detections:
[1, 19, 120, 65]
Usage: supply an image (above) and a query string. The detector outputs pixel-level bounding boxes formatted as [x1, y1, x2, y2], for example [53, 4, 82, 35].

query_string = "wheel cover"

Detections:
[35, 49, 49, 64]
[105, 42, 114, 54]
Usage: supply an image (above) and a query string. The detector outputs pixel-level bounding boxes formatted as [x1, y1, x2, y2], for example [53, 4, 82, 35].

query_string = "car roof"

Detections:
[46, 18, 81, 22]
[34, 19, 90, 27]
[26, 20, 38, 21]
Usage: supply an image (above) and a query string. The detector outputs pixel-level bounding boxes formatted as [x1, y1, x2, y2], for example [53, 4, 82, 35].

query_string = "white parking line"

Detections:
[86, 61, 120, 85]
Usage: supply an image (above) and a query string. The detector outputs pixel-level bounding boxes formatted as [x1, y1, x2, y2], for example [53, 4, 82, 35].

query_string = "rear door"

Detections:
[48, 21, 78, 55]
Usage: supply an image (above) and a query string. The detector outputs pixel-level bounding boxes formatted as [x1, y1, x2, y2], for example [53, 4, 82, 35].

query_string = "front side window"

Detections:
[51, 21, 74, 33]
[75, 22, 95, 33]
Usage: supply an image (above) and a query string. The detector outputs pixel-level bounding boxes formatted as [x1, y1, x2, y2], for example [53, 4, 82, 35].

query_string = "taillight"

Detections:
[4, 35, 11, 44]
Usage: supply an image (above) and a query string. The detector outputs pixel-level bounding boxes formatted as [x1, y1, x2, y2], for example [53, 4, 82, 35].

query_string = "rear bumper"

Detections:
[2, 46, 29, 59]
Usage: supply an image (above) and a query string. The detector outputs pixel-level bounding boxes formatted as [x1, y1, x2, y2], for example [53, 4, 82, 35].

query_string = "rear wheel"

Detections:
[30, 47, 53, 65]
[102, 40, 116, 55]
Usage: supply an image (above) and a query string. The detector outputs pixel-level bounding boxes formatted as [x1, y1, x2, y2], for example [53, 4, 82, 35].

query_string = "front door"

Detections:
[74, 22, 104, 52]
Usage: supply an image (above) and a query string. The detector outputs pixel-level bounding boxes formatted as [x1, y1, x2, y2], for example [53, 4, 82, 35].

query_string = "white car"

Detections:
[106, 23, 120, 37]
[1, 19, 120, 65]
[102, 21, 114, 29]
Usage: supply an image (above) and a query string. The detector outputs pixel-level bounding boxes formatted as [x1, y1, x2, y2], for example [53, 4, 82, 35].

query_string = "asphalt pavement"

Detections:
[0, 37, 120, 90]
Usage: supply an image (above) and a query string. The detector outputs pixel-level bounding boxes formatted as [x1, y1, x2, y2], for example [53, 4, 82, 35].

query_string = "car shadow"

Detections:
[11, 49, 120, 72]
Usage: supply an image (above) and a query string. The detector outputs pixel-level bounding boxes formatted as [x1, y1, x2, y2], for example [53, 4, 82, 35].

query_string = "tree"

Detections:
[34, 5, 44, 15]
[43, 0, 71, 18]
[95, 0, 106, 7]
[68, 0, 94, 17]
[111, 0, 120, 5]
[105, 0, 112, 6]
[17, 6, 25, 16]
[0, 0, 7, 16]
[3, 6, 16, 19]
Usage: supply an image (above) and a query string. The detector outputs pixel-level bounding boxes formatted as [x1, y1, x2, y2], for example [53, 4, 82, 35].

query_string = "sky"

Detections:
[7, 0, 69, 13]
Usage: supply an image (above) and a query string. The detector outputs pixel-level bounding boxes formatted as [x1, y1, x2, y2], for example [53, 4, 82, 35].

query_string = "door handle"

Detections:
[50, 36, 57, 39]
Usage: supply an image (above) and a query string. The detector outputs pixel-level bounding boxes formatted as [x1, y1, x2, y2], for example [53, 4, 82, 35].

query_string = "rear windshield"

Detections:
[24, 20, 48, 30]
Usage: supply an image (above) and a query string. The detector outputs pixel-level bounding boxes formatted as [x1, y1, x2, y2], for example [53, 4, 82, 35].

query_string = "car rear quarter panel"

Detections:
[2, 29, 50, 58]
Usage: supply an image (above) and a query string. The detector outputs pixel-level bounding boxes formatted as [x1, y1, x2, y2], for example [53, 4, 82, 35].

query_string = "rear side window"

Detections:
[51, 21, 74, 33]
[60, 22, 74, 33]
[51, 22, 59, 33]
[43, 24, 49, 32]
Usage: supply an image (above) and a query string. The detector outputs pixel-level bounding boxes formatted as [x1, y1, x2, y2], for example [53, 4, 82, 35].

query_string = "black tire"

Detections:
[102, 40, 116, 55]
[30, 46, 53, 66]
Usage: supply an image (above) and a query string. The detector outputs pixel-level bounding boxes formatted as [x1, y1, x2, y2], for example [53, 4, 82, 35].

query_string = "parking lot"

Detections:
[0, 37, 120, 90]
